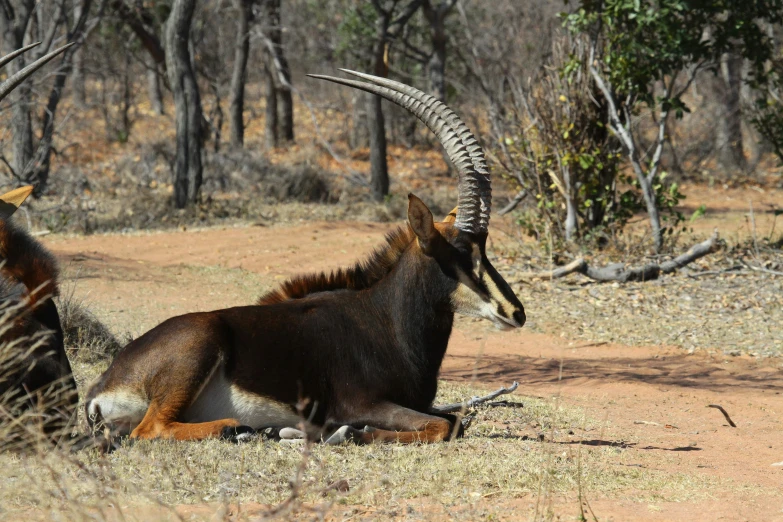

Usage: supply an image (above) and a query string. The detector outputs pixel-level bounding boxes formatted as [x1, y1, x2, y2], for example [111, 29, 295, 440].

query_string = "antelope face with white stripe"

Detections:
[408, 195, 525, 331]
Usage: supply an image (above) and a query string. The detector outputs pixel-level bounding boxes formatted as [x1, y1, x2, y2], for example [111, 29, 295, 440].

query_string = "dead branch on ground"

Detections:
[708, 404, 737, 427]
[432, 381, 520, 414]
[520, 230, 720, 282]
[738, 258, 783, 277]
[685, 265, 745, 278]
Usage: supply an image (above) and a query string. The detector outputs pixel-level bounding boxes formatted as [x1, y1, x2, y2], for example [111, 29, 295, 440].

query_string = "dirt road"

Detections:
[44, 221, 783, 521]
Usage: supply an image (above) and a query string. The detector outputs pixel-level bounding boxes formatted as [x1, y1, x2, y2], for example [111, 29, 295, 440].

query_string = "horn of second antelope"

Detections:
[0, 186, 34, 220]
[0, 42, 74, 102]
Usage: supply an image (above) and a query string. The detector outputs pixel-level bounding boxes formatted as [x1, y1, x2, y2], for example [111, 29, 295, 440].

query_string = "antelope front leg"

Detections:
[325, 402, 455, 445]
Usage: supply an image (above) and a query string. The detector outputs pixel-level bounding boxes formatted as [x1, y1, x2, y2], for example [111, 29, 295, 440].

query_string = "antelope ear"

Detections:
[407, 193, 438, 251]
[0, 186, 33, 220]
[443, 206, 458, 224]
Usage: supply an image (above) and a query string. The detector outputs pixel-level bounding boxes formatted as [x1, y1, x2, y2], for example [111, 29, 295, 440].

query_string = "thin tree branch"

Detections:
[431, 382, 520, 413]
[498, 190, 528, 215]
[739, 258, 783, 276]
[647, 74, 674, 183]
[111, 0, 165, 67]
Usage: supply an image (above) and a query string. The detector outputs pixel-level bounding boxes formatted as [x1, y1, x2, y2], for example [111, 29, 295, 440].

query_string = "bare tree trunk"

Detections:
[72, 49, 86, 107]
[637, 168, 663, 251]
[263, 0, 293, 142]
[367, 91, 389, 201]
[350, 92, 369, 148]
[590, 61, 665, 252]
[146, 53, 164, 115]
[562, 168, 578, 242]
[31, 60, 72, 191]
[365, 1, 422, 200]
[422, 0, 455, 103]
[715, 53, 745, 173]
[166, 0, 203, 208]
[368, 15, 390, 202]
[9, 64, 33, 179]
[264, 59, 278, 150]
[72, 4, 86, 108]
[0, 0, 35, 180]
[279, 78, 294, 142]
[229, 0, 251, 148]
[26, 0, 93, 194]
[422, 1, 455, 176]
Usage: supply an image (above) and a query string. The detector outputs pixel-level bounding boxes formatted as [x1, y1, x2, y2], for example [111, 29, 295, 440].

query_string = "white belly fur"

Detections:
[183, 371, 300, 429]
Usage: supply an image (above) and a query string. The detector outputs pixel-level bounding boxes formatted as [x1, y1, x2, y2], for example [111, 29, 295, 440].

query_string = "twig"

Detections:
[685, 265, 745, 278]
[498, 190, 528, 215]
[17, 206, 32, 231]
[708, 404, 737, 428]
[739, 259, 783, 277]
[431, 381, 519, 414]
[749, 200, 760, 261]
[519, 230, 720, 283]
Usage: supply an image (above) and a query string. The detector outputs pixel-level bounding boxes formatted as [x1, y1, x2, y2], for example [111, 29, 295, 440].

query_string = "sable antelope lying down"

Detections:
[86, 71, 525, 444]
[0, 43, 79, 440]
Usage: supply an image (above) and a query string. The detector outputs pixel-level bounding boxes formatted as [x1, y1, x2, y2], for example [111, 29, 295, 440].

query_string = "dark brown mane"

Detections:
[0, 219, 60, 307]
[258, 225, 415, 305]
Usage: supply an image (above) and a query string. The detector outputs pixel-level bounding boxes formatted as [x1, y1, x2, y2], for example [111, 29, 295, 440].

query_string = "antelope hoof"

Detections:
[220, 425, 257, 443]
[261, 427, 278, 439]
[325, 425, 363, 445]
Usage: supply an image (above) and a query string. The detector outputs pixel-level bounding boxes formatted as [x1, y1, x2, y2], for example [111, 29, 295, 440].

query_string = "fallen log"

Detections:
[520, 230, 720, 283]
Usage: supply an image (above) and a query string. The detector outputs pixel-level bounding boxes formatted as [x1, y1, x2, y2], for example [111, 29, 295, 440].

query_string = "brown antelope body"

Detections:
[0, 186, 77, 432]
[0, 43, 79, 438]
[86, 72, 525, 444]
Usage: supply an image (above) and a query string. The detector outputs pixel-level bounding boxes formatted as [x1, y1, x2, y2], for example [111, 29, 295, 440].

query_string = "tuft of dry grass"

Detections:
[57, 284, 124, 364]
[0, 300, 78, 453]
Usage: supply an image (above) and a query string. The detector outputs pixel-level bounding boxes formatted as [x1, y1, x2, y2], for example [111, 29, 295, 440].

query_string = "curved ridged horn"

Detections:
[307, 69, 491, 234]
[0, 42, 74, 103]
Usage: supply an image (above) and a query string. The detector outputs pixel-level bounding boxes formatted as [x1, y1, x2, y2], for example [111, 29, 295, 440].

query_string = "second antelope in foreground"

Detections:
[85, 71, 525, 444]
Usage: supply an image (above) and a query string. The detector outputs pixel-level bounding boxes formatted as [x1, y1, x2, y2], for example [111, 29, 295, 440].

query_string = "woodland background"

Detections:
[1, 0, 782, 254]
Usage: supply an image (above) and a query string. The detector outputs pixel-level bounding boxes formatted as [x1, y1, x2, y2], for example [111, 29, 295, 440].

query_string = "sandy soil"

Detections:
[43, 220, 783, 521]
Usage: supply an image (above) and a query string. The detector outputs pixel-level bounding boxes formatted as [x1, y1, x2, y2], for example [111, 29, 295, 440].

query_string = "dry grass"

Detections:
[0, 295, 756, 521]
[0, 375, 727, 521]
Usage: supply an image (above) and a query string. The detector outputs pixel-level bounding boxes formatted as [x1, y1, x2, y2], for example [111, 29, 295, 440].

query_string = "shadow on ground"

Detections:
[441, 351, 783, 393]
